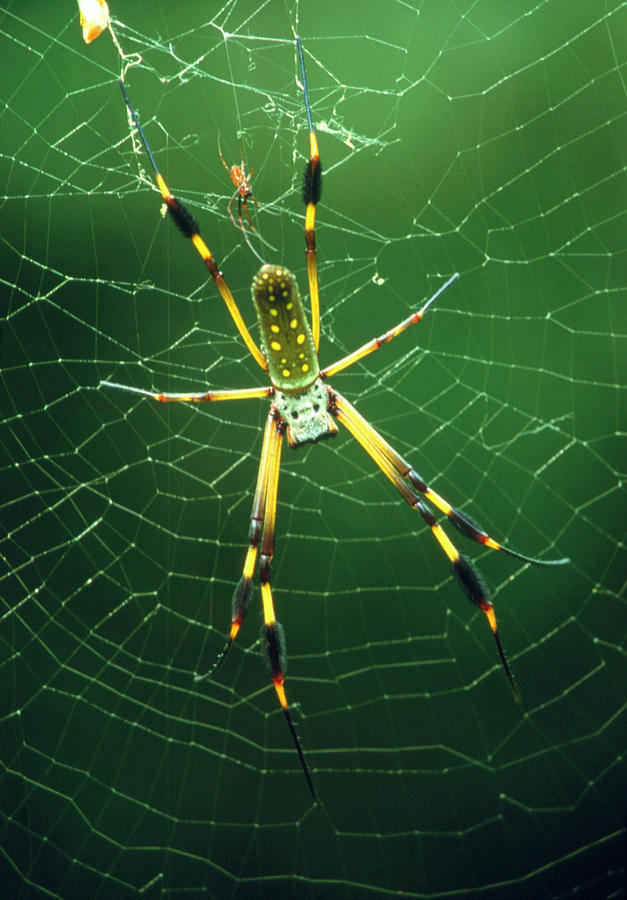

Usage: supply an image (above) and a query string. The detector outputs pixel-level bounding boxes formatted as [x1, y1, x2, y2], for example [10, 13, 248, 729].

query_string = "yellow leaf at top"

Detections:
[77, 0, 109, 44]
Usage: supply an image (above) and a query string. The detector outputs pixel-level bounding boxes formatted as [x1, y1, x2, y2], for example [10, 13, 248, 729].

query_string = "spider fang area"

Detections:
[275, 380, 338, 448]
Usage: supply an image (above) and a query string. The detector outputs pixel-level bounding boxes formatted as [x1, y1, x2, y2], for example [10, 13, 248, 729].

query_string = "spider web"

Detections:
[1, 1, 625, 898]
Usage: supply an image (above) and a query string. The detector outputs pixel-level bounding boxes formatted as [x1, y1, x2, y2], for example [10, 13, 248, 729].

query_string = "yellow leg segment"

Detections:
[297, 36, 322, 353]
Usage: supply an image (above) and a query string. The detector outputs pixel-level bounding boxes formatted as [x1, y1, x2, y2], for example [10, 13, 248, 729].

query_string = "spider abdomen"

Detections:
[252, 264, 319, 393]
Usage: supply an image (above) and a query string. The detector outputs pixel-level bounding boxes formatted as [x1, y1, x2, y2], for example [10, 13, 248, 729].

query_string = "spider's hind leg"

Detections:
[257, 415, 318, 801]
[194, 412, 277, 682]
[194, 409, 318, 801]
[329, 390, 567, 698]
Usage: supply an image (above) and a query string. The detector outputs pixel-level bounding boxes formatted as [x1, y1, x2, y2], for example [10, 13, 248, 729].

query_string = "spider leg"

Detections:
[119, 79, 266, 371]
[296, 35, 321, 353]
[322, 273, 459, 379]
[217, 136, 231, 177]
[100, 381, 273, 403]
[330, 390, 568, 698]
[258, 414, 318, 802]
[226, 190, 240, 230]
[195, 412, 275, 678]
[233, 198, 267, 266]
[240, 194, 256, 233]
[230, 191, 275, 262]
[331, 390, 568, 567]
[241, 166, 259, 225]
[196, 410, 317, 800]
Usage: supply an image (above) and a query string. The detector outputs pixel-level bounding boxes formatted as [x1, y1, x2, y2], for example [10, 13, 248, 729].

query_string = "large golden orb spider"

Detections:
[102, 37, 569, 801]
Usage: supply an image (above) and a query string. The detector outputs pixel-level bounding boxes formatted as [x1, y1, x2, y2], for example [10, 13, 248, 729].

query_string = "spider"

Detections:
[218, 136, 261, 237]
[103, 37, 568, 802]
[217, 136, 275, 261]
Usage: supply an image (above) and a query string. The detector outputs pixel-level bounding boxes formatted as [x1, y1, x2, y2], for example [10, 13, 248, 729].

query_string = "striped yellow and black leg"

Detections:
[405, 474, 570, 568]
[412, 499, 520, 699]
[118, 79, 267, 371]
[354, 411, 569, 568]
[296, 36, 322, 352]
[331, 390, 529, 697]
[258, 412, 318, 801]
[329, 391, 568, 568]
[195, 411, 277, 681]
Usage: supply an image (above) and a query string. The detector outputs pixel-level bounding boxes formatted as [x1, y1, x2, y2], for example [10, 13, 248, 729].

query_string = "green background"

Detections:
[1, 1, 624, 898]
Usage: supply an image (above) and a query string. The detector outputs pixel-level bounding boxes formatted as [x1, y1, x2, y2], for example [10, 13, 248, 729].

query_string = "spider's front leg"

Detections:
[118, 78, 266, 370]
[195, 412, 277, 678]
